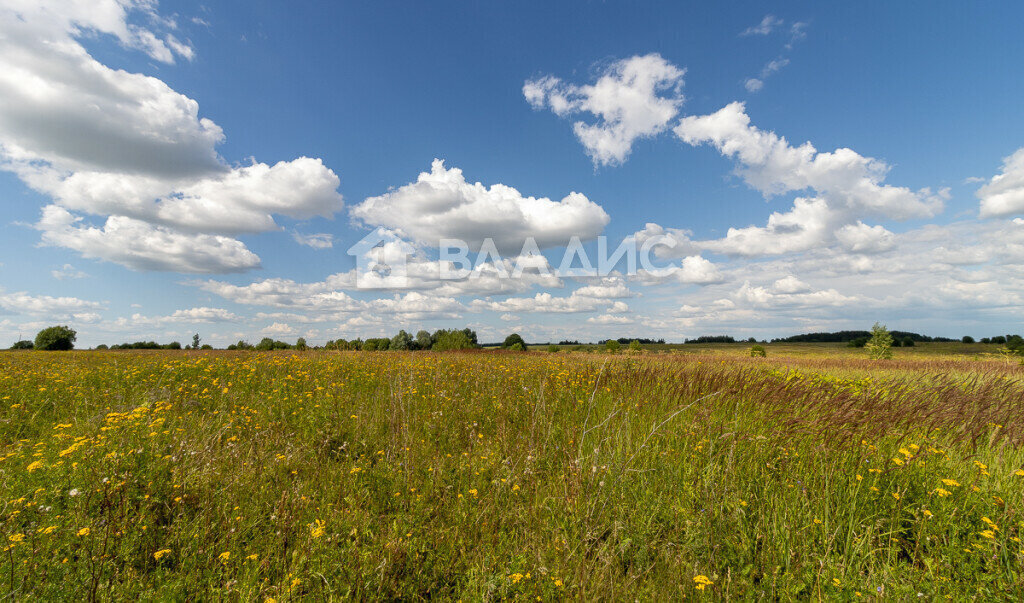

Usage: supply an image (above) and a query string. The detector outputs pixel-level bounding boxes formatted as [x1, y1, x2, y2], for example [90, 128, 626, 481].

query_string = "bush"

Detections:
[628, 340, 643, 352]
[34, 326, 77, 351]
[295, 337, 308, 351]
[10, 340, 33, 350]
[547, 345, 560, 353]
[749, 344, 766, 357]
[605, 340, 621, 354]
[509, 342, 525, 352]
[962, 336, 975, 344]
[502, 333, 526, 349]
[847, 337, 869, 348]
[866, 323, 894, 360]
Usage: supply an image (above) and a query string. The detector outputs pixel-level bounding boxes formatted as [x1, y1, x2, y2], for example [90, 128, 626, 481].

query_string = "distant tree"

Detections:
[509, 342, 525, 351]
[980, 337, 991, 344]
[605, 340, 621, 354]
[502, 333, 526, 349]
[94, 344, 109, 350]
[992, 335, 1007, 345]
[432, 329, 474, 351]
[547, 344, 560, 353]
[191, 334, 201, 350]
[462, 328, 479, 347]
[747, 337, 757, 343]
[847, 337, 869, 348]
[628, 339, 642, 352]
[901, 337, 915, 348]
[865, 323, 894, 360]
[163, 341, 182, 350]
[750, 344, 766, 357]
[1006, 334, 1024, 355]
[255, 337, 276, 351]
[10, 340, 33, 350]
[390, 330, 413, 351]
[200, 344, 213, 350]
[295, 337, 308, 351]
[34, 326, 77, 351]
[962, 336, 975, 344]
[415, 330, 432, 350]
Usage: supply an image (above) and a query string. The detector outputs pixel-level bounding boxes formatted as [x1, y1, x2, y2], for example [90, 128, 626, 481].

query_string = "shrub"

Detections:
[10, 340, 33, 350]
[866, 322, 894, 360]
[432, 330, 474, 351]
[962, 336, 975, 344]
[749, 344, 766, 357]
[509, 342, 525, 351]
[605, 340, 621, 354]
[295, 337, 308, 351]
[628, 340, 643, 352]
[34, 326, 77, 351]
[502, 333, 526, 349]
[547, 345, 560, 353]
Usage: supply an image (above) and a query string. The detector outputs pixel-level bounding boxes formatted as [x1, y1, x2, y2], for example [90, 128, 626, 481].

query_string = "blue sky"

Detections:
[1, 0, 1023, 346]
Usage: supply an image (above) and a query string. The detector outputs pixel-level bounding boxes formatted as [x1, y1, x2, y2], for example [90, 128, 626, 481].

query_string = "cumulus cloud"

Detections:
[0, 286, 104, 315]
[351, 160, 609, 251]
[977, 147, 1024, 218]
[524, 54, 685, 166]
[674, 102, 945, 255]
[0, 0, 344, 272]
[37, 205, 261, 273]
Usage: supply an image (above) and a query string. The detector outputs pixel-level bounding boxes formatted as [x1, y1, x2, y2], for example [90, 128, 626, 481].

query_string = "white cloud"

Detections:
[0, 289, 105, 316]
[745, 58, 789, 94]
[587, 314, 634, 325]
[977, 148, 1024, 218]
[51, 263, 87, 280]
[167, 307, 239, 322]
[524, 53, 685, 166]
[674, 102, 945, 255]
[834, 222, 896, 253]
[37, 205, 261, 273]
[741, 15, 784, 36]
[0, 0, 344, 272]
[293, 231, 335, 249]
[351, 159, 608, 251]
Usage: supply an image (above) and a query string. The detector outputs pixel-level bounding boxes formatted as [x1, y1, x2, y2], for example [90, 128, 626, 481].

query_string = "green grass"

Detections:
[1, 349, 1022, 600]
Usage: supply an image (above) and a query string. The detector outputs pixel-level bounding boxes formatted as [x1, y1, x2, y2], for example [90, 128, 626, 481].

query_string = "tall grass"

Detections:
[1, 350, 1022, 599]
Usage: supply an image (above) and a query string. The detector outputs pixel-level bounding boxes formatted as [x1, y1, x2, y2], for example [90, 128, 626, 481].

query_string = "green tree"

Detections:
[502, 333, 526, 349]
[390, 330, 413, 351]
[865, 322, 894, 360]
[34, 325, 77, 351]
[191, 334, 201, 350]
[255, 337, 276, 351]
[605, 340, 621, 354]
[432, 329, 474, 351]
[962, 335, 975, 344]
[10, 340, 33, 350]
[628, 339, 642, 352]
[509, 342, 525, 351]
[415, 330, 432, 350]
[749, 344, 766, 357]
[295, 337, 308, 351]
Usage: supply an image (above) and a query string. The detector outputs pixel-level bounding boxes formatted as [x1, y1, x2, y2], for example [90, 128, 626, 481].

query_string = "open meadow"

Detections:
[1, 347, 1023, 600]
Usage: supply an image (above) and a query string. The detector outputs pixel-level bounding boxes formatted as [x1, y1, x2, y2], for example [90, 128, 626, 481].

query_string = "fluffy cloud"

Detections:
[0, 1, 343, 272]
[674, 102, 946, 255]
[351, 160, 608, 251]
[37, 205, 261, 273]
[0, 289, 105, 316]
[977, 148, 1024, 218]
[524, 54, 685, 166]
[51, 264, 87, 280]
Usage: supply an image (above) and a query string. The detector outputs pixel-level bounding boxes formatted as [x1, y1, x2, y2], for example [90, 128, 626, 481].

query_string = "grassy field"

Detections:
[1, 347, 1023, 600]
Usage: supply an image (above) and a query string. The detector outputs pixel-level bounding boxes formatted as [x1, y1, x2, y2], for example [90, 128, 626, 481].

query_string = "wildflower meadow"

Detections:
[1, 348, 1022, 599]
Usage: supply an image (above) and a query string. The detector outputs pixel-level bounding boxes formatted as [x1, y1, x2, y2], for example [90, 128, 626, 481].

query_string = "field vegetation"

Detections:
[1, 347, 1022, 599]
